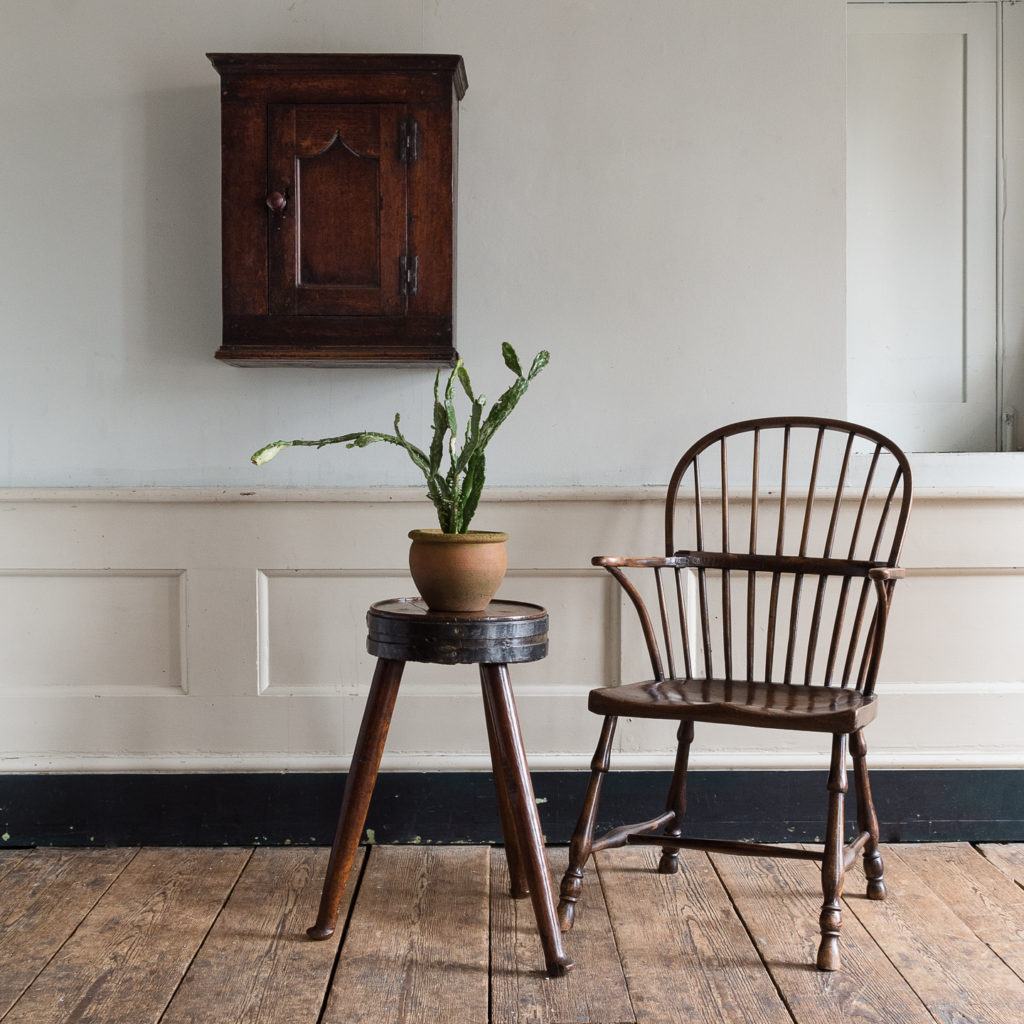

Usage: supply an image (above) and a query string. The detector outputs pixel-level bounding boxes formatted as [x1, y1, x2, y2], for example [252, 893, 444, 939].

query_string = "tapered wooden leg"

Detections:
[481, 663, 574, 976]
[851, 728, 886, 899]
[483, 682, 529, 899]
[817, 732, 848, 971]
[308, 657, 404, 940]
[658, 720, 695, 875]
[558, 715, 617, 931]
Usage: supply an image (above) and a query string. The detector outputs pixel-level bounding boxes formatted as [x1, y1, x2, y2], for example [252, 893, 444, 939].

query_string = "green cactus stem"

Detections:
[251, 343, 550, 534]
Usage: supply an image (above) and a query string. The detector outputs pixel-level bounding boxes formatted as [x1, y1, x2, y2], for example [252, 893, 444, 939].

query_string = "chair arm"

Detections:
[591, 554, 675, 569]
[596, 553, 904, 577]
[869, 566, 906, 581]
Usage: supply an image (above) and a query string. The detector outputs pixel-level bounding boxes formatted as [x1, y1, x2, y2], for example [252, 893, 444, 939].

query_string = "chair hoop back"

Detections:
[644, 417, 912, 692]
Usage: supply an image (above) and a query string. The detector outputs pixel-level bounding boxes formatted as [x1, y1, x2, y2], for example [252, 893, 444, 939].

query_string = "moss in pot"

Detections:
[251, 343, 549, 611]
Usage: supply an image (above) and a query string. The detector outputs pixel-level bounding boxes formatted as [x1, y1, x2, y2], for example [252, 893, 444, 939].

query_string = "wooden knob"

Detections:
[266, 191, 287, 211]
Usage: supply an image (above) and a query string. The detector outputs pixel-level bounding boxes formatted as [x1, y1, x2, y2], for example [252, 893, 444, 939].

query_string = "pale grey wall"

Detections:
[1001, 4, 1024, 441]
[0, 0, 846, 488]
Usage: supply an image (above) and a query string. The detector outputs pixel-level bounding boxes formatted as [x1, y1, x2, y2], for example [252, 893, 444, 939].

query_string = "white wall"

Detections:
[0, 0, 846, 490]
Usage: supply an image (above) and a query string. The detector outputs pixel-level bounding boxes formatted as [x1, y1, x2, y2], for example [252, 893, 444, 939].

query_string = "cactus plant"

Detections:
[251, 343, 550, 534]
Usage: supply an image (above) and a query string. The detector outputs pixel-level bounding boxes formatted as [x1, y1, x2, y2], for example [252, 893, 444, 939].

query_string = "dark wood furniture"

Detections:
[557, 417, 913, 971]
[208, 54, 467, 366]
[308, 598, 574, 977]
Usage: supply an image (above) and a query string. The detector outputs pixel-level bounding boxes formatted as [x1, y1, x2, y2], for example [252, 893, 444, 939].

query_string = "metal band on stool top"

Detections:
[366, 598, 548, 665]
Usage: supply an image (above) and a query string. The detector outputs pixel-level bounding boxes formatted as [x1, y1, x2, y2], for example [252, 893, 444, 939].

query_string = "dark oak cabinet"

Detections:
[208, 54, 467, 366]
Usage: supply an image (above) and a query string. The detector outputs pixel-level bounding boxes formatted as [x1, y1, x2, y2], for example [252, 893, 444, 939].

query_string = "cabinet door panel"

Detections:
[268, 104, 407, 316]
[299, 138, 380, 288]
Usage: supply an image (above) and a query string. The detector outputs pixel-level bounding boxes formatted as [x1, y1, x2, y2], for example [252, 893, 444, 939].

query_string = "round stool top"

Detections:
[366, 598, 548, 665]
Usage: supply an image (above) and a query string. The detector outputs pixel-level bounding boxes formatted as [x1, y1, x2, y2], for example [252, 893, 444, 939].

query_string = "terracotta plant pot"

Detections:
[408, 529, 509, 612]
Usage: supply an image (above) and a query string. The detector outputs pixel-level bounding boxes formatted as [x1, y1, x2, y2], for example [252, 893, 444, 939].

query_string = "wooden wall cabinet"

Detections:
[208, 54, 467, 366]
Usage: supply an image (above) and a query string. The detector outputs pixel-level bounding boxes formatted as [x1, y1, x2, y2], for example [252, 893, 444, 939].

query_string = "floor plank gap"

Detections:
[314, 845, 371, 1024]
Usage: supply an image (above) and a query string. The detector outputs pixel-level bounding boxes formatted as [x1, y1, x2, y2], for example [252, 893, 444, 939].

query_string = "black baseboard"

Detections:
[1, 770, 1021, 847]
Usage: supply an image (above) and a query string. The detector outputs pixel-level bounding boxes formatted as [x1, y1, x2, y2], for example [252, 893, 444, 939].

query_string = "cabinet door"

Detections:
[268, 104, 408, 317]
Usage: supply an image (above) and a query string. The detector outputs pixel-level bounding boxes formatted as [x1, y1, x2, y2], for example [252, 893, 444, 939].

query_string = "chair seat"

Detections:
[588, 677, 878, 733]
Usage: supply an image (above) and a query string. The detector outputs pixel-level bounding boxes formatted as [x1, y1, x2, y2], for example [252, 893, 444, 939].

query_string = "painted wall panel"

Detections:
[883, 571, 1024, 683]
[0, 571, 185, 694]
[0, 490, 1020, 773]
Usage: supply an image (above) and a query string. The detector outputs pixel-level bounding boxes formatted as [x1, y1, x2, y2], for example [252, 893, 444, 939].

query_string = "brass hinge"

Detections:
[399, 117, 420, 164]
[400, 253, 418, 297]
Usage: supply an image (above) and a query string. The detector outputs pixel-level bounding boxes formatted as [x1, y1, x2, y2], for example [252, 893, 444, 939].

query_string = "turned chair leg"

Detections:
[851, 728, 886, 899]
[817, 732, 849, 971]
[558, 716, 616, 931]
[658, 720, 694, 875]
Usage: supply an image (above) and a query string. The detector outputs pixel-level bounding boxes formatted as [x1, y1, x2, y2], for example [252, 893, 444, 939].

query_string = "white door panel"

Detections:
[847, 2, 998, 451]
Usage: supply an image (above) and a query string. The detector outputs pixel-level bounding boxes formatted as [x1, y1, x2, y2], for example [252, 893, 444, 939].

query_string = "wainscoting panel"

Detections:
[0, 487, 1020, 773]
[879, 568, 1024, 683]
[259, 571, 410, 695]
[0, 570, 186, 694]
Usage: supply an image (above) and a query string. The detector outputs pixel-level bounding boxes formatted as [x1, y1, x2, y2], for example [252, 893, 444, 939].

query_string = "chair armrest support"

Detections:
[591, 555, 672, 679]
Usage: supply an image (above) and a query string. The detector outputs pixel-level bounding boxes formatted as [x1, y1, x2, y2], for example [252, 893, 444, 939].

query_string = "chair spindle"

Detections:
[720, 439, 733, 679]
[674, 568, 693, 678]
[655, 567, 676, 679]
[746, 431, 760, 681]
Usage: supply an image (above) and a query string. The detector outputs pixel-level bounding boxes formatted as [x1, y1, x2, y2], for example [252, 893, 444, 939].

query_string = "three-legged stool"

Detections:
[307, 597, 574, 976]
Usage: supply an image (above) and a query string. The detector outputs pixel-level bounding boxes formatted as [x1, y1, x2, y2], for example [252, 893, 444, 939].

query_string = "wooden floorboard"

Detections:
[2, 843, 1024, 1023]
[2, 847, 249, 1024]
[0, 849, 31, 879]
[597, 846, 792, 1024]
[894, 844, 1024, 986]
[846, 845, 1024, 1024]
[323, 845, 490, 1024]
[979, 842, 1024, 888]
[161, 847, 357, 1024]
[0, 847, 136, 1018]
[490, 846, 633, 1024]
[710, 850, 933, 1024]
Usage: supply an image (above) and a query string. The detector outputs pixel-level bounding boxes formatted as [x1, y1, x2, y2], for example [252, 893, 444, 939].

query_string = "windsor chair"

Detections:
[557, 417, 912, 971]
